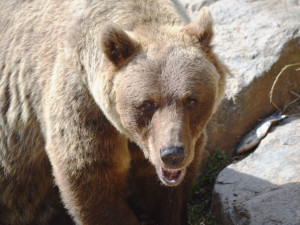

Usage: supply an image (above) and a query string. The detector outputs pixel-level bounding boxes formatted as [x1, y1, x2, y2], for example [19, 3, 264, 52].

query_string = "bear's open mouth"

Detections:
[157, 166, 185, 186]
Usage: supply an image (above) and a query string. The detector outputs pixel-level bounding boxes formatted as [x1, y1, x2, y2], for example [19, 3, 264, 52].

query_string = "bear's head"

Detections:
[94, 8, 226, 186]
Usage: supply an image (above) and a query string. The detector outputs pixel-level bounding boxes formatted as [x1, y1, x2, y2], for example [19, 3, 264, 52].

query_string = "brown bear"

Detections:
[0, 0, 227, 224]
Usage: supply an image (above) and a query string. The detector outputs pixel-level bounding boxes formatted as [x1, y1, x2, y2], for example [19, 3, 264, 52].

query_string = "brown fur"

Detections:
[0, 0, 227, 224]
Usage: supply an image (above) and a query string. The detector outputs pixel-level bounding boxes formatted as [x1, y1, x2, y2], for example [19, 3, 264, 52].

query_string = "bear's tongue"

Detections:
[161, 168, 182, 181]
[159, 167, 185, 186]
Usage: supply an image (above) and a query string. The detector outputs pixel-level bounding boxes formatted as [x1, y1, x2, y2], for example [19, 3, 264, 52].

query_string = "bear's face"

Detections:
[97, 8, 225, 186]
[115, 46, 218, 186]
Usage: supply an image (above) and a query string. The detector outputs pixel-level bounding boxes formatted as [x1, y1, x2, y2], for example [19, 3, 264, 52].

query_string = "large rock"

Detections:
[180, 1, 300, 224]
[180, 0, 218, 17]
[182, 0, 300, 154]
[211, 117, 300, 225]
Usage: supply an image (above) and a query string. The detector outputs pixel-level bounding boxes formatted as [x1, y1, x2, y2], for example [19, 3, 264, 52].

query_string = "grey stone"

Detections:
[180, 0, 219, 18]
[179, 1, 300, 224]
[181, 0, 300, 154]
[211, 117, 300, 225]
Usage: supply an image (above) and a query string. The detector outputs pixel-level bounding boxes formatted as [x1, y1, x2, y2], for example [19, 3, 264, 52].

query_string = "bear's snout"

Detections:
[160, 146, 185, 166]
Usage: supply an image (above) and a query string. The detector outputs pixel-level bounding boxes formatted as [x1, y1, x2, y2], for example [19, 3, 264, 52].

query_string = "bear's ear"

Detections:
[100, 22, 139, 67]
[181, 7, 213, 52]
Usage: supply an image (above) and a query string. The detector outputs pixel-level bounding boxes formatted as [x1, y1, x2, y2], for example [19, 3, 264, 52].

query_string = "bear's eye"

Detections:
[139, 101, 157, 112]
[186, 97, 198, 108]
[136, 100, 157, 127]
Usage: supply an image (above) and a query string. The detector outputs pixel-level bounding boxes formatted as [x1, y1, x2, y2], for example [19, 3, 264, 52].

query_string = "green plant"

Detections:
[188, 150, 229, 225]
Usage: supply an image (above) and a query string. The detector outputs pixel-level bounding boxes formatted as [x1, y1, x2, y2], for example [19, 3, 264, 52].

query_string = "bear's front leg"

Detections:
[129, 136, 206, 225]
[44, 100, 139, 225]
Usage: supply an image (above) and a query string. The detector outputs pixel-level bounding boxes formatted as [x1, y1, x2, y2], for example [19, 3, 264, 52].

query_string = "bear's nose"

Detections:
[160, 146, 185, 166]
